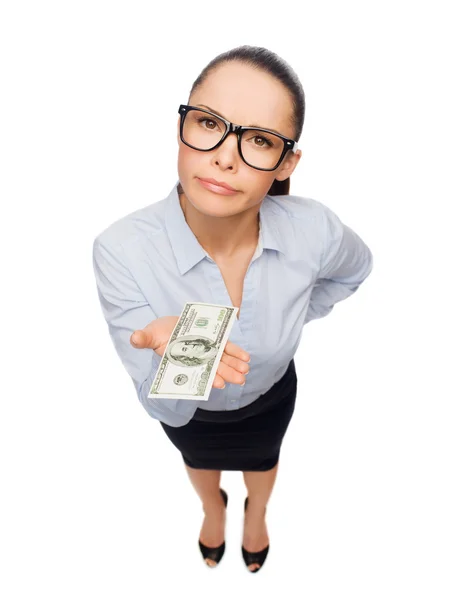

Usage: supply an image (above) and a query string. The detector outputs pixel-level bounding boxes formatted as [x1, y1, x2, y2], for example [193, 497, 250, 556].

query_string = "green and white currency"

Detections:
[148, 302, 238, 401]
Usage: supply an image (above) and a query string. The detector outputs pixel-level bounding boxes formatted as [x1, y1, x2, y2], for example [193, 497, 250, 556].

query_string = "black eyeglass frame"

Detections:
[178, 104, 299, 172]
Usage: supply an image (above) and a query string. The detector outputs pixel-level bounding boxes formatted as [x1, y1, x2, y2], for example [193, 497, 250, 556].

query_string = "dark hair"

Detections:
[187, 45, 305, 196]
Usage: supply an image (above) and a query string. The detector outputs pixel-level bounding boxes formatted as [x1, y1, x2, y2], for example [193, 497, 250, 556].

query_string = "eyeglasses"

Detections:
[178, 104, 299, 172]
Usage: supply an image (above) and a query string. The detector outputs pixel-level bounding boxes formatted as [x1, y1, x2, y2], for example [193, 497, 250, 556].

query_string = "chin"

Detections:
[192, 203, 237, 218]
[188, 188, 239, 210]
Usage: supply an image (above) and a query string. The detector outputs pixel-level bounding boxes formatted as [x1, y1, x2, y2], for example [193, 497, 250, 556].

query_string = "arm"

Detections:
[304, 206, 374, 323]
[92, 238, 198, 426]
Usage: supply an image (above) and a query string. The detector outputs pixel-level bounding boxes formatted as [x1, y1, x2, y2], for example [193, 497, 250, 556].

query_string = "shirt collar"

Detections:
[164, 179, 285, 276]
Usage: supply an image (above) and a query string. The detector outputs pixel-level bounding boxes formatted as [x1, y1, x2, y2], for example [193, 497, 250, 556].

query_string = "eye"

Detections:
[197, 117, 219, 130]
[250, 134, 274, 148]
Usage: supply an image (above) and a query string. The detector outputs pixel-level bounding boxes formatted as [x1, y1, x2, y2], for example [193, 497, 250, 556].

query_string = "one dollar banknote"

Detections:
[147, 302, 239, 401]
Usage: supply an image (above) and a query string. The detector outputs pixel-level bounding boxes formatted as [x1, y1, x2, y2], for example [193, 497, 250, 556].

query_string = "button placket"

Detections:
[203, 254, 260, 410]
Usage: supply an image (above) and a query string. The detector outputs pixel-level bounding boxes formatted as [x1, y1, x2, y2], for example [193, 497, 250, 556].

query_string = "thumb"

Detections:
[130, 329, 150, 348]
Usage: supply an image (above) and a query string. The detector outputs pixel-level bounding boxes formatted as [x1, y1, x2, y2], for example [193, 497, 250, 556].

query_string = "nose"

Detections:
[213, 131, 240, 166]
[220, 129, 239, 148]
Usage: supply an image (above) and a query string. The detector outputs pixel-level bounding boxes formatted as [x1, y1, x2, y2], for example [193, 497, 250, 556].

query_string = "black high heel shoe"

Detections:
[242, 496, 270, 573]
[198, 488, 228, 567]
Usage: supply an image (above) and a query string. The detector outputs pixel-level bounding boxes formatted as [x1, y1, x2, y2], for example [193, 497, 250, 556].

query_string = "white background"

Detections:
[1, 0, 462, 597]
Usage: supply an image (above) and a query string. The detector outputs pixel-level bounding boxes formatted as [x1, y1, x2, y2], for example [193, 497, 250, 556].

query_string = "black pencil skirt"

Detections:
[159, 359, 297, 471]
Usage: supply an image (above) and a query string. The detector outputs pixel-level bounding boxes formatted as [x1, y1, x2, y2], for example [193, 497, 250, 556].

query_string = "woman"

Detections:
[92, 45, 374, 573]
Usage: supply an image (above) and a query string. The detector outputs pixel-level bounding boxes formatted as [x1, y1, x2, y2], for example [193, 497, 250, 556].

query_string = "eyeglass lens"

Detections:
[181, 109, 285, 170]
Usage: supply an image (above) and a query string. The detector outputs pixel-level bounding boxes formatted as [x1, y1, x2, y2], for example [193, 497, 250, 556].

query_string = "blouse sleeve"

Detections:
[92, 237, 198, 426]
[304, 206, 373, 323]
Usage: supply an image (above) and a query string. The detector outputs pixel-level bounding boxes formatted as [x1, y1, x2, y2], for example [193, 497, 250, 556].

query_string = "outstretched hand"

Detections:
[130, 315, 250, 389]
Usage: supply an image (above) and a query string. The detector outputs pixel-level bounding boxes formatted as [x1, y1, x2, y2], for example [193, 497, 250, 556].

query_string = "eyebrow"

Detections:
[196, 103, 283, 136]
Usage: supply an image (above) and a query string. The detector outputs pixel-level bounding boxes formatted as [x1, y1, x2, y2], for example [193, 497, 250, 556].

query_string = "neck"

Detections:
[178, 186, 261, 260]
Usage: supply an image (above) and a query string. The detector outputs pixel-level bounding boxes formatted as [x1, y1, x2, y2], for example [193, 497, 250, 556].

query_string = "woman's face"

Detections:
[177, 62, 302, 217]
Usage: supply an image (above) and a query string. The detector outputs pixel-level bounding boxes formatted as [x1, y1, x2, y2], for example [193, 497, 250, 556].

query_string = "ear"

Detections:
[274, 149, 302, 181]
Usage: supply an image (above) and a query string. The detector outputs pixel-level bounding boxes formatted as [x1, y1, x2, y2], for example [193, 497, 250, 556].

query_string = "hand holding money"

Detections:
[130, 313, 250, 390]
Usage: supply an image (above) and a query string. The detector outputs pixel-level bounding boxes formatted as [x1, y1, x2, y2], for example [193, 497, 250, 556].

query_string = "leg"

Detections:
[184, 463, 223, 512]
[184, 464, 226, 567]
[242, 461, 279, 571]
[243, 461, 279, 512]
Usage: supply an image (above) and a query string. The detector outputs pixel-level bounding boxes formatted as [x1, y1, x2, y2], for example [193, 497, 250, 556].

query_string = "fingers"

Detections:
[212, 373, 226, 389]
[220, 350, 250, 375]
[216, 360, 249, 386]
[224, 340, 250, 363]
[222, 341, 250, 375]
[212, 342, 250, 389]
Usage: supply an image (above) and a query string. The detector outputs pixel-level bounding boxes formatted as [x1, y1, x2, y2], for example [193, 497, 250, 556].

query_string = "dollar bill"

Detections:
[148, 302, 239, 401]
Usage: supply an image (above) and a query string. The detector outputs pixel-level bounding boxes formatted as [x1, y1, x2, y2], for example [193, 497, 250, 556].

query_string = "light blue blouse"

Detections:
[92, 179, 373, 427]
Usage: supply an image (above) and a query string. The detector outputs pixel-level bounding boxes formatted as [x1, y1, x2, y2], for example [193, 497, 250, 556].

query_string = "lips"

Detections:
[198, 177, 238, 192]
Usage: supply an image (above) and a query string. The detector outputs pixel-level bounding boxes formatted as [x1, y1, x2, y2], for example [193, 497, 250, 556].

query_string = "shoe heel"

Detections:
[242, 496, 270, 573]
[198, 487, 228, 567]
